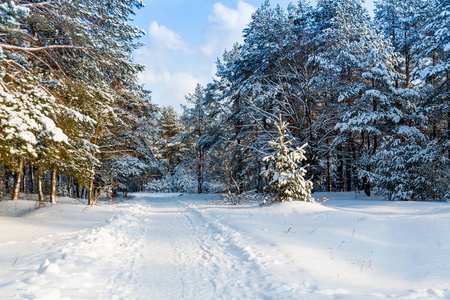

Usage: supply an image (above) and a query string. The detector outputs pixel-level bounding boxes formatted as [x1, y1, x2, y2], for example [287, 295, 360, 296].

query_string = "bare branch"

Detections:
[100, 150, 136, 154]
[44, 49, 67, 78]
[6, 59, 26, 71]
[98, 142, 133, 148]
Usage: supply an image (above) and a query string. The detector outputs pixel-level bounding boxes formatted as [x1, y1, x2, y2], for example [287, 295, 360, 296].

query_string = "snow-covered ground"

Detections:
[1, 192, 449, 299]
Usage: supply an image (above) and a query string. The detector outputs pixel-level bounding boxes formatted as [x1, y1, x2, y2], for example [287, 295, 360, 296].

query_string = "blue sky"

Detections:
[132, 0, 375, 111]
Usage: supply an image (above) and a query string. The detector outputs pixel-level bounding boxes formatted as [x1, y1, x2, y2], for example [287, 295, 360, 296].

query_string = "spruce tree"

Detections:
[261, 115, 313, 203]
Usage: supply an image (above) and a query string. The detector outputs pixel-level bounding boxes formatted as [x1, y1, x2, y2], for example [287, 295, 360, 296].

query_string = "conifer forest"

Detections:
[0, 0, 449, 204]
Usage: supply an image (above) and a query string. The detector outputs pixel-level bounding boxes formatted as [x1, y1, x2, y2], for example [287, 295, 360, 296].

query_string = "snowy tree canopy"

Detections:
[0, 0, 155, 203]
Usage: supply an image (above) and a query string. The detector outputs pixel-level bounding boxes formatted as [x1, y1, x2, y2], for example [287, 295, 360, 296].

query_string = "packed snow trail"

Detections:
[102, 194, 309, 299]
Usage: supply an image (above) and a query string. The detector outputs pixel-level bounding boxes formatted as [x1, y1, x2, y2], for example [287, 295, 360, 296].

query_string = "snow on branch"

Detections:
[0, 44, 88, 52]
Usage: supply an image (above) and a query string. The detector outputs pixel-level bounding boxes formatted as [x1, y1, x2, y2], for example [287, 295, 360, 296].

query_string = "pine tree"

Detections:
[211, 44, 253, 193]
[0, 0, 149, 203]
[418, 0, 450, 200]
[261, 115, 313, 203]
[191, 0, 448, 201]
[319, 0, 402, 195]
[372, 0, 445, 201]
[182, 84, 209, 194]
[103, 86, 160, 193]
[159, 106, 184, 175]
[205, 2, 303, 193]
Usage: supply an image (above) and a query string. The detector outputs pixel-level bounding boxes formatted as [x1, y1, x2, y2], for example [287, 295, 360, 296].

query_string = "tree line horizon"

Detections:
[0, 0, 448, 203]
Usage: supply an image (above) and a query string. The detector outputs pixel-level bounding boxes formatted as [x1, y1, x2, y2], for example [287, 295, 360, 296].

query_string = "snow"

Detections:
[38, 116, 69, 143]
[1, 192, 449, 299]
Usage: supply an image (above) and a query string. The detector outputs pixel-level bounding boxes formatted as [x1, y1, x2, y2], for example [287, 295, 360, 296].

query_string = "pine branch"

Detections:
[17, 1, 59, 9]
[0, 27, 41, 44]
[0, 44, 88, 52]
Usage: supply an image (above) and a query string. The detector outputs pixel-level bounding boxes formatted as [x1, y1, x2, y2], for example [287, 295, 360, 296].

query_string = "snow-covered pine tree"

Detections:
[0, 0, 149, 203]
[417, 0, 450, 200]
[371, 0, 443, 201]
[195, 0, 447, 201]
[315, 0, 374, 192]
[210, 44, 257, 194]
[321, 0, 402, 196]
[182, 84, 209, 194]
[238, 2, 294, 192]
[375, 0, 427, 89]
[103, 86, 161, 194]
[261, 115, 313, 203]
[279, 1, 326, 185]
[159, 106, 184, 176]
[205, 2, 308, 194]
[0, 74, 59, 201]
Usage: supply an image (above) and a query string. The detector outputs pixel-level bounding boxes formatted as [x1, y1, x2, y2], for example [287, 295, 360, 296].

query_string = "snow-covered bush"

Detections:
[261, 116, 314, 203]
[221, 190, 260, 205]
[143, 164, 198, 194]
[143, 177, 173, 193]
[170, 163, 197, 193]
[203, 181, 227, 194]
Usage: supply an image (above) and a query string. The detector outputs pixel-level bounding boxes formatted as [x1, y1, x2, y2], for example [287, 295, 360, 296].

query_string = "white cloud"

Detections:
[138, 67, 200, 109]
[137, 65, 169, 86]
[201, 1, 256, 56]
[135, 22, 199, 110]
[159, 72, 199, 107]
[134, 48, 165, 83]
[209, 1, 255, 31]
[148, 21, 189, 52]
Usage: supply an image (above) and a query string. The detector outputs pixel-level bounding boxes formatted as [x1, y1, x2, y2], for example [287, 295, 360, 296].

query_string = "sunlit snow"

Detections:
[1, 192, 449, 299]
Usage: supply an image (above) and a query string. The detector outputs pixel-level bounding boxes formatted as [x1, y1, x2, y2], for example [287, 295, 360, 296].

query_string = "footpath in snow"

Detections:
[1, 192, 450, 299]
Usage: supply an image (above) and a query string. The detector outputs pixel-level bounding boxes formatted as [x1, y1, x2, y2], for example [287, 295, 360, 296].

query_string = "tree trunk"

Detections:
[12, 158, 24, 201]
[75, 178, 80, 198]
[363, 165, 371, 197]
[88, 119, 101, 205]
[405, 33, 410, 88]
[345, 158, 352, 192]
[0, 153, 4, 197]
[336, 145, 344, 192]
[22, 163, 27, 194]
[29, 165, 35, 194]
[327, 151, 332, 192]
[5, 171, 10, 195]
[37, 166, 45, 202]
[197, 147, 203, 194]
[88, 179, 94, 205]
[345, 138, 355, 192]
[50, 168, 57, 203]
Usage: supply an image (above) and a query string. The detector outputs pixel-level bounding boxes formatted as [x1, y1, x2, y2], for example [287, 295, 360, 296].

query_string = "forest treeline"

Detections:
[0, 0, 449, 203]
[155, 0, 449, 201]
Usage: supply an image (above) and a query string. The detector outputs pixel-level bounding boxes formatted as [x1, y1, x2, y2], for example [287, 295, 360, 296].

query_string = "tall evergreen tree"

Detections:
[182, 84, 209, 194]
[159, 106, 184, 176]
[372, 0, 445, 201]
[0, 0, 150, 203]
